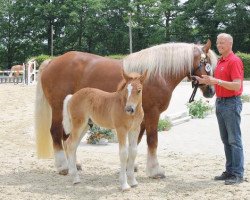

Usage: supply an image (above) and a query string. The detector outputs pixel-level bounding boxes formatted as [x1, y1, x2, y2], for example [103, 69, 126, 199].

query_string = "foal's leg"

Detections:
[127, 128, 140, 187]
[51, 109, 68, 175]
[116, 129, 130, 191]
[65, 123, 88, 184]
[144, 111, 165, 178]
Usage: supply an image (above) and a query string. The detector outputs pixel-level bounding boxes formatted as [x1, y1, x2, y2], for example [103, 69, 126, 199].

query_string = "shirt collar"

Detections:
[219, 51, 234, 62]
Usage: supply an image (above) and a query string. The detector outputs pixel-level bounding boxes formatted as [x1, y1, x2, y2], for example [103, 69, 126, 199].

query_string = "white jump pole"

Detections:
[22, 63, 25, 85]
[27, 61, 37, 85]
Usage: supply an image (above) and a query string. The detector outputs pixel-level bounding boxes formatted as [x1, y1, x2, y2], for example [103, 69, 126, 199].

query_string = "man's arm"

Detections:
[194, 75, 242, 91]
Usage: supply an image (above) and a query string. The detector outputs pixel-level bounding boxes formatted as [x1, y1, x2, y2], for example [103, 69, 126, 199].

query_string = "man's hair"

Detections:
[217, 33, 233, 44]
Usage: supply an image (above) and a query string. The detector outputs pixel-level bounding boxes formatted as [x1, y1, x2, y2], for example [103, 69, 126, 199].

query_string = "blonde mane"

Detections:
[123, 43, 218, 79]
[208, 49, 219, 76]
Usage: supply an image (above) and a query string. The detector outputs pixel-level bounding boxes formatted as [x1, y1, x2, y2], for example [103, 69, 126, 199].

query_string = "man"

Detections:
[195, 33, 244, 185]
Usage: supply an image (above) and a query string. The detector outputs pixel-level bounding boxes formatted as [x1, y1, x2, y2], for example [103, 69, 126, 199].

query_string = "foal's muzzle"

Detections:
[125, 105, 135, 115]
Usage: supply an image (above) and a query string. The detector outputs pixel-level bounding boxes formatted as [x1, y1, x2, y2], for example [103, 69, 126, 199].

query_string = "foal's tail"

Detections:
[62, 95, 73, 135]
[35, 59, 53, 158]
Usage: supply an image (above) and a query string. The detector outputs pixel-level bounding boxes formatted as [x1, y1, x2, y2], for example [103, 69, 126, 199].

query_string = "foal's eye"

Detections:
[137, 90, 141, 94]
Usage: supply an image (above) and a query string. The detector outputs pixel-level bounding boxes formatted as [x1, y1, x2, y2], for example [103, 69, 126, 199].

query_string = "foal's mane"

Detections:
[116, 73, 141, 92]
[123, 43, 218, 79]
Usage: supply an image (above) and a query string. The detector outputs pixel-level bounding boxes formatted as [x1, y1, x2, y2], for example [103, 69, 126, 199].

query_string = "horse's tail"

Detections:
[62, 95, 73, 135]
[35, 59, 53, 159]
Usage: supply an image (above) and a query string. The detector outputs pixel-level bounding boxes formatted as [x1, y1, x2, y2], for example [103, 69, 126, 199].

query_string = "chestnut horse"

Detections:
[35, 40, 218, 178]
[62, 70, 147, 190]
[9, 61, 35, 77]
[9, 64, 24, 77]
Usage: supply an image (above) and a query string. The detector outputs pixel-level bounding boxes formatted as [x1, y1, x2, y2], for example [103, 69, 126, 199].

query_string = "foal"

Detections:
[62, 69, 147, 191]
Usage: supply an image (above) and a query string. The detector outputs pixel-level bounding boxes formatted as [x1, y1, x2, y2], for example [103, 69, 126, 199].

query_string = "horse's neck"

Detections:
[162, 71, 189, 91]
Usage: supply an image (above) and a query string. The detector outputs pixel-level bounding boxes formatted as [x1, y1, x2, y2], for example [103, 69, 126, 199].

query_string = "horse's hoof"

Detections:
[59, 169, 69, 175]
[121, 184, 131, 191]
[76, 164, 82, 171]
[151, 174, 166, 179]
[130, 182, 138, 188]
[73, 176, 81, 184]
[131, 184, 138, 188]
[128, 178, 138, 187]
[134, 164, 138, 172]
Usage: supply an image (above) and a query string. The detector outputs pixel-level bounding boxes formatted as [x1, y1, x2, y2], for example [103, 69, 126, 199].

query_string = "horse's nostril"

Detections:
[125, 106, 134, 114]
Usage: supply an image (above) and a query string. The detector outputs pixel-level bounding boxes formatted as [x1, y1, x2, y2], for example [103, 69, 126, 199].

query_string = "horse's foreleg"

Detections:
[144, 112, 165, 179]
[117, 129, 130, 191]
[50, 116, 68, 175]
[127, 128, 140, 187]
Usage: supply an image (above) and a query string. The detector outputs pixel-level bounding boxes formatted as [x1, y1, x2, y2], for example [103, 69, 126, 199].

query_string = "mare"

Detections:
[62, 70, 147, 190]
[35, 40, 218, 178]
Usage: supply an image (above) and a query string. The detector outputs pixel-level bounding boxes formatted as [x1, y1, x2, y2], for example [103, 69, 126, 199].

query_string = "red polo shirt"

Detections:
[214, 52, 244, 98]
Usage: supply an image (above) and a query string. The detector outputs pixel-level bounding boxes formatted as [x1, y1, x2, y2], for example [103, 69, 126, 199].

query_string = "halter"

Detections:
[188, 51, 212, 103]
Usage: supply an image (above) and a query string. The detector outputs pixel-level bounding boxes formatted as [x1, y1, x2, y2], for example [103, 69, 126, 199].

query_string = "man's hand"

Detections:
[193, 75, 218, 85]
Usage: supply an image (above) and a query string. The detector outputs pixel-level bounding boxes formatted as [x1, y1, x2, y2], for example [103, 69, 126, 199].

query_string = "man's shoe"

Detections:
[214, 171, 232, 181]
[225, 175, 243, 185]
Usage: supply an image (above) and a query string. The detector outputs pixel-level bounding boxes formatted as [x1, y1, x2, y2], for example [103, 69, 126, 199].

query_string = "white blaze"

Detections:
[127, 83, 133, 98]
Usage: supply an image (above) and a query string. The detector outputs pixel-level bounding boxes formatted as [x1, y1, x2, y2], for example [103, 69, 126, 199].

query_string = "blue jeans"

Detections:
[215, 97, 244, 177]
[215, 96, 244, 177]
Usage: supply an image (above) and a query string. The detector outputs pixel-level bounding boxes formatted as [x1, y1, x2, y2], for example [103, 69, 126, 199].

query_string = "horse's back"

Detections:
[41, 51, 123, 109]
[69, 87, 117, 129]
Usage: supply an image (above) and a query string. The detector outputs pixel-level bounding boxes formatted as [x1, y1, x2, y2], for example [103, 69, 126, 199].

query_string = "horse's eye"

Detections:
[137, 90, 141, 94]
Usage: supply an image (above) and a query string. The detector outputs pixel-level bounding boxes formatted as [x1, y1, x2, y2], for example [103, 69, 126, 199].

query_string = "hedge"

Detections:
[27, 54, 54, 67]
[237, 52, 250, 79]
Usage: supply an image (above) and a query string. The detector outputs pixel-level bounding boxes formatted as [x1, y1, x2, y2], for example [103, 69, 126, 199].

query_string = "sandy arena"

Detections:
[0, 82, 249, 200]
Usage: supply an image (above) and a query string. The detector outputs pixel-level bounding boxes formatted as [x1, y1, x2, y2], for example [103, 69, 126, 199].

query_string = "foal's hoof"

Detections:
[76, 164, 82, 171]
[59, 169, 69, 175]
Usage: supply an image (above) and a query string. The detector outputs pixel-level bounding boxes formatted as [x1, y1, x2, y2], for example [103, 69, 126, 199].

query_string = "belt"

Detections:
[216, 96, 240, 100]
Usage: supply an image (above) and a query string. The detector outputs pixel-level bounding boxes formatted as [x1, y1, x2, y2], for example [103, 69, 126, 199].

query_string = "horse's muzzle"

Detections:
[125, 105, 135, 115]
[203, 85, 215, 98]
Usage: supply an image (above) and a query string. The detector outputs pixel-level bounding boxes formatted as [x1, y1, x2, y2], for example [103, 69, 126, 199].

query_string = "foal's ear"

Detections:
[139, 69, 148, 83]
[202, 39, 211, 53]
[122, 69, 131, 82]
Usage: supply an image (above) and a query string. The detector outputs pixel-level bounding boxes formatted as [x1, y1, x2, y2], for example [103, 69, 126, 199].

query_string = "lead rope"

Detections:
[188, 78, 199, 103]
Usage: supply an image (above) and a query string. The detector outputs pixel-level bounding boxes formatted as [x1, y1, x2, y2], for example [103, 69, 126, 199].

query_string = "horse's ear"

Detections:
[202, 39, 211, 53]
[122, 69, 131, 82]
[139, 69, 148, 83]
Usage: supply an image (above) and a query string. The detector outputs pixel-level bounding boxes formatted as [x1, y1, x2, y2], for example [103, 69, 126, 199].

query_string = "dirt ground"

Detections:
[0, 83, 249, 200]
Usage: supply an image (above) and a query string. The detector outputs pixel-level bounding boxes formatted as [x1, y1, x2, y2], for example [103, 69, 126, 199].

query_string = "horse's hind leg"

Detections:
[51, 111, 68, 175]
[127, 128, 140, 187]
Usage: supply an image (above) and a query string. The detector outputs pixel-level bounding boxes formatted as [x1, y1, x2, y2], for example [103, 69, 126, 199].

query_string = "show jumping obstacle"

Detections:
[0, 61, 37, 85]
